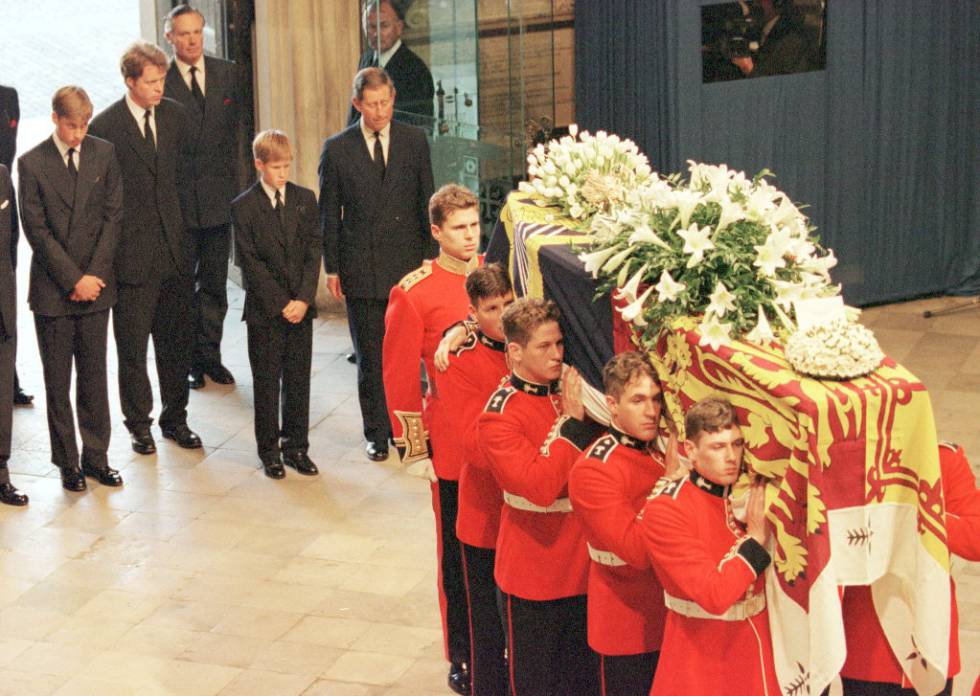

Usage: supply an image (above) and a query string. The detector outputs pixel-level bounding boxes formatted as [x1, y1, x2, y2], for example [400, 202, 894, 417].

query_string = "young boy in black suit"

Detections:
[232, 130, 321, 479]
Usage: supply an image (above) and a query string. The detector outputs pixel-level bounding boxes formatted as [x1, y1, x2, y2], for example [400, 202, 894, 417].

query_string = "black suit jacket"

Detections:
[0, 85, 20, 267]
[88, 96, 193, 283]
[0, 166, 17, 340]
[349, 43, 435, 127]
[318, 120, 435, 300]
[17, 135, 122, 316]
[232, 181, 321, 324]
[164, 57, 243, 229]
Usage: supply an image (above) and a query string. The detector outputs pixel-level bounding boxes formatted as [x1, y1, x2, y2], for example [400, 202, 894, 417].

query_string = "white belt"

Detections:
[663, 591, 765, 622]
[503, 492, 573, 513]
[587, 543, 626, 566]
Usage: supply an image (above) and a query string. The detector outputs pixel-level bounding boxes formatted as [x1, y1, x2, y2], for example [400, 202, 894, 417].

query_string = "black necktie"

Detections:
[143, 110, 155, 150]
[274, 189, 285, 228]
[373, 131, 385, 179]
[66, 147, 78, 180]
[189, 66, 205, 110]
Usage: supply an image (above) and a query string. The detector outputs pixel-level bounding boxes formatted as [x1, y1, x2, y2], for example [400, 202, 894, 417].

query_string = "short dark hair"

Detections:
[465, 263, 511, 306]
[164, 4, 206, 33]
[351, 67, 395, 101]
[120, 41, 169, 81]
[429, 184, 478, 228]
[685, 397, 738, 442]
[602, 352, 658, 400]
[364, 0, 405, 22]
[502, 298, 560, 347]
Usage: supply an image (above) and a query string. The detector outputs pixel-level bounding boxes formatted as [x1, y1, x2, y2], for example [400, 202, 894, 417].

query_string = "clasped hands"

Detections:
[282, 299, 309, 323]
[70, 274, 105, 302]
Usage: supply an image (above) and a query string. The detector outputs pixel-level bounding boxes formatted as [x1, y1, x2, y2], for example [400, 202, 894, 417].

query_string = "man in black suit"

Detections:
[0, 83, 35, 407]
[350, 0, 435, 127]
[18, 86, 124, 492]
[320, 67, 436, 461]
[88, 41, 203, 455]
[0, 165, 25, 506]
[164, 4, 242, 390]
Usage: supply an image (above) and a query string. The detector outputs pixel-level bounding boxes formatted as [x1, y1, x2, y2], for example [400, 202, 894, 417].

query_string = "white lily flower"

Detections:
[615, 263, 649, 304]
[677, 223, 716, 268]
[745, 305, 776, 344]
[655, 269, 687, 303]
[715, 197, 744, 233]
[601, 245, 635, 274]
[579, 246, 621, 277]
[620, 285, 655, 326]
[670, 190, 702, 229]
[616, 259, 633, 288]
[628, 224, 671, 249]
[799, 248, 838, 278]
[753, 226, 792, 277]
[706, 282, 736, 317]
[698, 316, 733, 351]
[569, 123, 579, 138]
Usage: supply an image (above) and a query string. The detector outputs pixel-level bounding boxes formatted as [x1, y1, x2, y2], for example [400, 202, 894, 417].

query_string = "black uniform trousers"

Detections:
[501, 591, 599, 696]
[246, 314, 312, 460]
[34, 310, 111, 470]
[599, 651, 659, 696]
[345, 296, 390, 443]
[191, 222, 231, 370]
[0, 335, 13, 485]
[461, 542, 507, 696]
[840, 679, 952, 696]
[432, 479, 471, 668]
[114, 270, 194, 432]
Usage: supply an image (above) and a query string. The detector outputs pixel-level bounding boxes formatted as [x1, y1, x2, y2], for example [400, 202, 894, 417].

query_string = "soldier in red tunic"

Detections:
[569, 352, 675, 696]
[639, 397, 779, 696]
[840, 441, 980, 695]
[431, 263, 514, 696]
[476, 298, 605, 695]
[382, 183, 481, 694]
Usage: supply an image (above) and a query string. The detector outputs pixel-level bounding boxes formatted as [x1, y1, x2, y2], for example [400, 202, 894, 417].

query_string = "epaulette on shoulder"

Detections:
[398, 260, 433, 292]
[485, 385, 516, 414]
[452, 331, 479, 357]
[648, 475, 686, 501]
[939, 440, 960, 452]
[586, 434, 617, 462]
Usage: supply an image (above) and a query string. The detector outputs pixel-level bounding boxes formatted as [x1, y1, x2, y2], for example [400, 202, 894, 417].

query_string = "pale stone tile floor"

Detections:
[0, 283, 977, 695]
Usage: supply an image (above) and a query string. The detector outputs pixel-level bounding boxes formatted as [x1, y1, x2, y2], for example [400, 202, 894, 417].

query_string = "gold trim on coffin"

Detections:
[393, 410, 429, 464]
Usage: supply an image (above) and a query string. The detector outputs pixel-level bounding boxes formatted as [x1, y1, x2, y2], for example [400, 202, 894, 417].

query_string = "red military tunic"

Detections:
[569, 428, 668, 655]
[477, 372, 603, 600]
[639, 471, 779, 696]
[841, 442, 980, 685]
[383, 252, 478, 471]
[431, 331, 509, 549]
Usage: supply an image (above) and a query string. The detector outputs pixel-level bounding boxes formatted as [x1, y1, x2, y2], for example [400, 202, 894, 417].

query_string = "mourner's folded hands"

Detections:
[70, 274, 106, 302]
[282, 299, 308, 323]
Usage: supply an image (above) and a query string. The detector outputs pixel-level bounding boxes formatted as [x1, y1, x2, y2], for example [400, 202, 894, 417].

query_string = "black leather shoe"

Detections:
[0, 482, 28, 506]
[345, 352, 357, 364]
[261, 455, 286, 479]
[447, 663, 471, 695]
[161, 424, 202, 449]
[81, 463, 123, 487]
[13, 387, 33, 406]
[187, 367, 205, 390]
[283, 451, 319, 476]
[130, 428, 157, 455]
[60, 467, 87, 492]
[365, 440, 388, 462]
[204, 363, 235, 385]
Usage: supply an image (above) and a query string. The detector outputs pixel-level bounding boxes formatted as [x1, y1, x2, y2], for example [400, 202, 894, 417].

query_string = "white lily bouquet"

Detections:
[518, 125, 654, 226]
[579, 160, 840, 350]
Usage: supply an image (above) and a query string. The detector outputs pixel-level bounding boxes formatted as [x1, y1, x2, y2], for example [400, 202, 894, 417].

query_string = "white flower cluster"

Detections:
[577, 160, 841, 350]
[518, 124, 653, 222]
[784, 319, 885, 379]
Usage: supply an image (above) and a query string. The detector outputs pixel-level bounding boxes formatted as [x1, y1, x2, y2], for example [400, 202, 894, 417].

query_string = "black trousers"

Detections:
[434, 478, 471, 667]
[114, 273, 194, 431]
[501, 591, 599, 696]
[0, 334, 13, 484]
[461, 543, 507, 696]
[190, 223, 231, 369]
[345, 296, 390, 443]
[34, 310, 111, 470]
[599, 651, 659, 696]
[247, 316, 312, 459]
[840, 678, 952, 695]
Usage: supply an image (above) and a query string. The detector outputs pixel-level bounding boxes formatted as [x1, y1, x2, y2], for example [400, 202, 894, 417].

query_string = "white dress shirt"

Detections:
[52, 131, 80, 170]
[125, 92, 156, 145]
[259, 178, 285, 208]
[377, 39, 402, 68]
[359, 118, 390, 165]
[175, 56, 206, 94]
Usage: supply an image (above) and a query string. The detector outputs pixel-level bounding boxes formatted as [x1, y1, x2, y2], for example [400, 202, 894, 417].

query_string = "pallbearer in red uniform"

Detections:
[840, 441, 980, 695]
[569, 352, 673, 696]
[382, 183, 480, 694]
[476, 298, 604, 695]
[431, 263, 514, 696]
[639, 397, 779, 696]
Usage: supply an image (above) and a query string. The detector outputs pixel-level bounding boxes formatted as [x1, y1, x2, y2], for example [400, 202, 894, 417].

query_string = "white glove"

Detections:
[405, 457, 438, 482]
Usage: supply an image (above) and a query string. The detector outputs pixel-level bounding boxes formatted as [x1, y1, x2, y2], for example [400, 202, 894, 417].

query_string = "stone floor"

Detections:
[0, 282, 976, 695]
